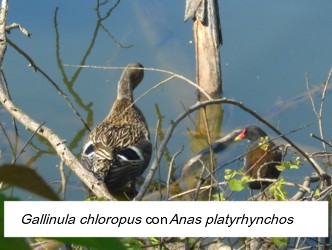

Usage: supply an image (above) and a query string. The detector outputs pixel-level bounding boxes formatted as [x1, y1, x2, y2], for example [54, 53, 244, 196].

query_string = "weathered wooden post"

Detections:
[185, 0, 223, 151]
[185, 0, 224, 199]
[185, 0, 223, 100]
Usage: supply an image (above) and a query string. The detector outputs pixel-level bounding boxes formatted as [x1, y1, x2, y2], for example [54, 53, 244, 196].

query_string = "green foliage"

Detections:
[86, 196, 107, 201]
[271, 237, 288, 247]
[258, 136, 270, 151]
[224, 168, 237, 181]
[122, 238, 144, 249]
[314, 189, 320, 197]
[276, 157, 301, 171]
[53, 237, 125, 250]
[268, 178, 287, 201]
[229, 179, 245, 192]
[212, 192, 226, 201]
[225, 168, 252, 192]
[0, 164, 60, 201]
[0, 194, 30, 250]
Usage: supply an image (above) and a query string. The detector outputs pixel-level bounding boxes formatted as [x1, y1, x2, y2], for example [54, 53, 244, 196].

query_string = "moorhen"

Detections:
[81, 62, 152, 193]
[235, 125, 282, 190]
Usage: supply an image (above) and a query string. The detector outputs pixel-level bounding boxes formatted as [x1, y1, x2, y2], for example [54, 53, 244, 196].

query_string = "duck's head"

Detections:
[117, 62, 144, 100]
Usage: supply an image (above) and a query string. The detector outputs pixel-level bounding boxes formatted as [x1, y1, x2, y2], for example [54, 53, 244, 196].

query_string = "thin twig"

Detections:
[6, 39, 90, 131]
[0, 70, 19, 137]
[193, 159, 207, 201]
[310, 133, 332, 148]
[153, 119, 162, 200]
[13, 122, 45, 164]
[134, 75, 176, 106]
[166, 146, 183, 200]
[201, 107, 216, 200]
[0, 122, 14, 156]
[5, 22, 32, 37]
[169, 179, 229, 201]
[306, 68, 332, 159]
[63, 64, 213, 100]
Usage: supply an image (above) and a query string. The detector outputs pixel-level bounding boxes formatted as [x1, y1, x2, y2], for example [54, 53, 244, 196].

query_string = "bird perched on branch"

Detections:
[81, 62, 152, 193]
[235, 125, 282, 190]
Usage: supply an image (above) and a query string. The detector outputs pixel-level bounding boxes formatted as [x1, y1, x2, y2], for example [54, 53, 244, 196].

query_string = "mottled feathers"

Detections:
[81, 62, 152, 193]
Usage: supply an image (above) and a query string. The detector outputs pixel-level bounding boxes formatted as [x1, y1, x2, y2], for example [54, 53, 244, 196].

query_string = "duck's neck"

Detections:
[106, 98, 133, 119]
[117, 78, 133, 101]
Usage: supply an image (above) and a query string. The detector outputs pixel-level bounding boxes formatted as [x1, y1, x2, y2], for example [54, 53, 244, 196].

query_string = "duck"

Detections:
[235, 125, 282, 190]
[81, 62, 152, 193]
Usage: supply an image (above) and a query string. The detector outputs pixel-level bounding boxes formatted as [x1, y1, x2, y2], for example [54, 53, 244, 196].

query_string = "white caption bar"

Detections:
[4, 201, 328, 237]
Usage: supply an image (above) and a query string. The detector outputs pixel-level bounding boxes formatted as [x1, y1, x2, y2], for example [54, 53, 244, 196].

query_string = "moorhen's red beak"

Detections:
[234, 129, 246, 141]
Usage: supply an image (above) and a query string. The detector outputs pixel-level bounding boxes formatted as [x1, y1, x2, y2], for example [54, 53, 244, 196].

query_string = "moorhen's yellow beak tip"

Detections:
[234, 129, 246, 141]
[234, 135, 242, 141]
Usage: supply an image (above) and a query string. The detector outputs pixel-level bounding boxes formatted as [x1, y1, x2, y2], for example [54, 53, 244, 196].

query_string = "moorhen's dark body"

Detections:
[235, 125, 282, 190]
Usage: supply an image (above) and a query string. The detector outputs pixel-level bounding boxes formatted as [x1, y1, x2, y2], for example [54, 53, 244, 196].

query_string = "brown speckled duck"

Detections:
[81, 62, 152, 193]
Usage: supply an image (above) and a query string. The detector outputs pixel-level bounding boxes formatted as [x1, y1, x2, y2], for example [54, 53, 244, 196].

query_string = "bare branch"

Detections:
[0, 0, 8, 67]
[0, 122, 14, 155]
[13, 122, 45, 164]
[6, 22, 32, 37]
[166, 146, 183, 200]
[310, 133, 332, 148]
[306, 68, 332, 156]
[290, 175, 320, 201]
[63, 64, 213, 101]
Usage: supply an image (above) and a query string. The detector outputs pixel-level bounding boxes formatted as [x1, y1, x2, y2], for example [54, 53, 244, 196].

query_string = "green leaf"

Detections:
[150, 237, 159, 245]
[272, 237, 288, 247]
[0, 194, 31, 250]
[314, 189, 320, 197]
[0, 237, 31, 250]
[229, 179, 245, 192]
[224, 169, 236, 180]
[0, 164, 60, 201]
[269, 178, 287, 201]
[276, 162, 287, 171]
[122, 238, 144, 250]
[52, 237, 125, 250]
[258, 136, 270, 151]
[212, 192, 225, 201]
[289, 164, 299, 169]
[276, 161, 300, 171]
